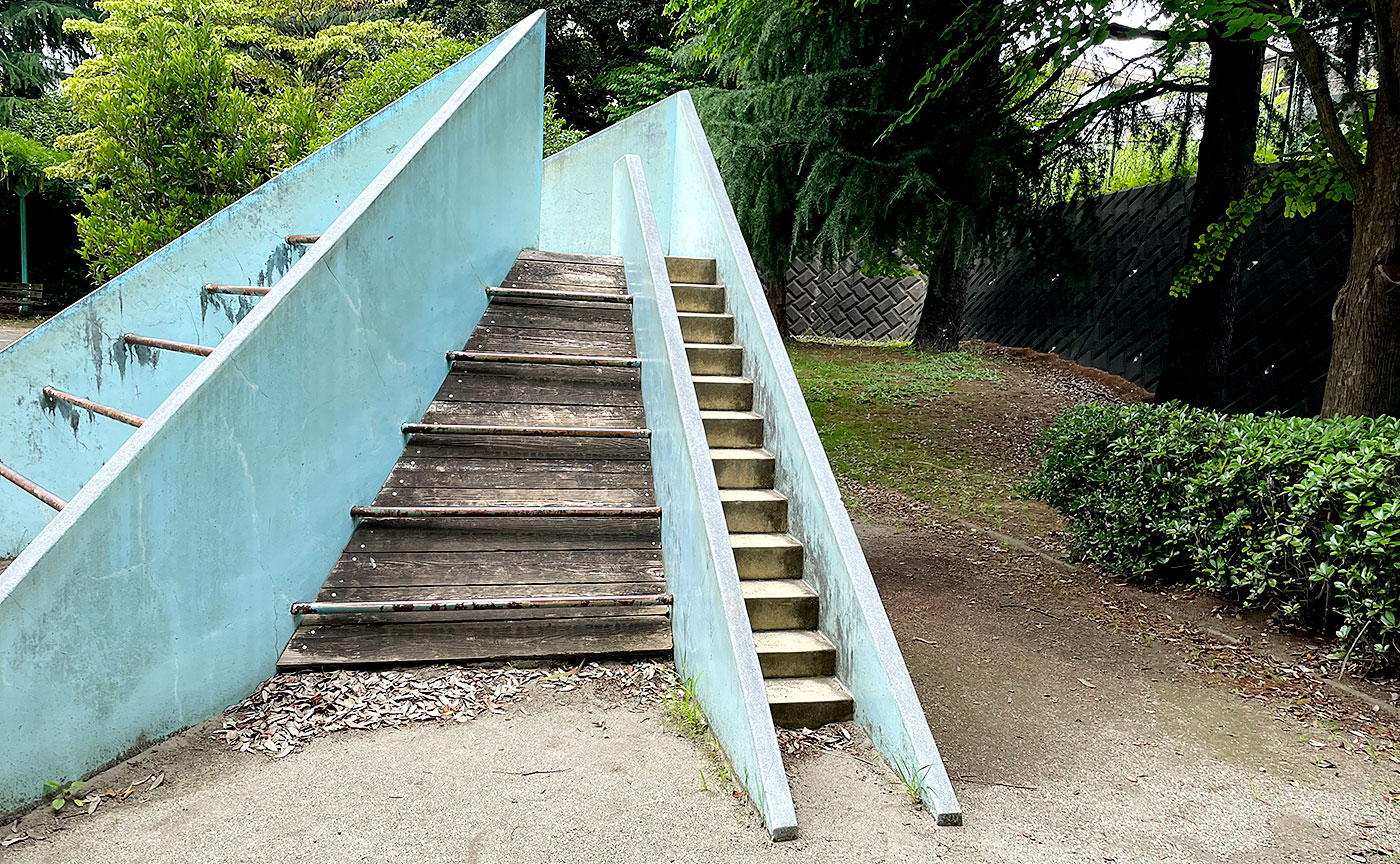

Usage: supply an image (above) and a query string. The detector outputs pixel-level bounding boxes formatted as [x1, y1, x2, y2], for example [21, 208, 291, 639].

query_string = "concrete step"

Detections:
[710, 447, 775, 488]
[766, 676, 855, 729]
[701, 410, 764, 448]
[720, 488, 788, 533]
[666, 256, 717, 285]
[731, 532, 803, 579]
[753, 630, 836, 678]
[742, 578, 818, 630]
[678, 312, 734, 344]
[686, 342, 743, 376]
[693, 374, 753, 411]
[673, 283, 726, 314]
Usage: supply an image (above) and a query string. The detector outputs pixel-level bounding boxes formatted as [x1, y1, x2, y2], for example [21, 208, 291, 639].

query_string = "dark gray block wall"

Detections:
[783, 177, 1352, 416]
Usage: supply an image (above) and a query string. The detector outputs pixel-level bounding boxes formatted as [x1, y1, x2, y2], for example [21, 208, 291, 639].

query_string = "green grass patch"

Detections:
[788, 343, 1000, 405]
[787, 342, 1012, 514]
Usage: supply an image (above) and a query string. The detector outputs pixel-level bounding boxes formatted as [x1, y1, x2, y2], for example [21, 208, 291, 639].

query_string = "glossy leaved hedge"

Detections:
[1027, 403, 1400, 655]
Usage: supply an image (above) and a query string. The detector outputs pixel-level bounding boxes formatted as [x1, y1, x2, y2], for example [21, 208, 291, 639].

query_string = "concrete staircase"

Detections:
[669, 255, 854, 730]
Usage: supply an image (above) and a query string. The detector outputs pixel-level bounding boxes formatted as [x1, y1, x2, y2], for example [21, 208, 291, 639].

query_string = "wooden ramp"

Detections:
[279, 251, 671, 667]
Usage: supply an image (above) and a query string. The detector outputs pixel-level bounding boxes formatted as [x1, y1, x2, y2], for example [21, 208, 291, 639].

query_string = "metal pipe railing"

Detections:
[291, 593, 673, 615]
[122, 334, 214, 357]
[204, 284, 271, 296]
[487, 286, 633, 304]
[0, 459, 67, 511]
[350, 504, 661, 519]
[446, 350, 640, 367]
[42, 387, 145, 428]
[401, 422, 650, 438]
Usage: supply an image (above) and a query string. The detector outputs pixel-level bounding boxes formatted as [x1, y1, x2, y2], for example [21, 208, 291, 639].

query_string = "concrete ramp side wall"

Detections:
[540, 95, 680, 255]
[612, 155, 797, 841]
[0, 27, 513, 555]
[667, 93, 962, 824]
[0, 12, 546, 816]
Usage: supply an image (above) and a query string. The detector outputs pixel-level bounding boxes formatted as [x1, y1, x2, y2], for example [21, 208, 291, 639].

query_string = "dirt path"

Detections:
[0, 325, 32, 351]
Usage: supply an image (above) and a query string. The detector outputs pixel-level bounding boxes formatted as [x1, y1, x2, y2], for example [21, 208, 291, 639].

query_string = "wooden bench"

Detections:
[0, 282, 45, 315]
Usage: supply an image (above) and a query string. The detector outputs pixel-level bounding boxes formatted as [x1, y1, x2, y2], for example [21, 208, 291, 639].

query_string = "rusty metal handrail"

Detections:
[205, 284, 271, 296]
[290, 593, 673, 615]
[43, 387, 145, 428]
[122, 334, 214, 357]
[0, 459, 67, 511]
[401, 422, 650, 438]
[350, 504, 661, 519]
[446, 350, 639, 367]
[285, 234, 321, 245]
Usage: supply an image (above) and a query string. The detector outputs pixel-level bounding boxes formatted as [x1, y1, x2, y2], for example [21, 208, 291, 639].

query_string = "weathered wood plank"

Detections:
[318, 581, 664, 602]
[278, 614, 671, 667]
[401, 436, 652, 460]
[430, 378, 643, 408]
[373, 487, 655, 507]
[421, 402, 645, 426]
[479, 306, 632, 333]
[444, 361, 640, 385]
[502, 265, 626, 289]
[348, 520, 660, 553]
[327, 549, 664, 587]
[464, 327, 634, 356]
[518, 249, 623, 267]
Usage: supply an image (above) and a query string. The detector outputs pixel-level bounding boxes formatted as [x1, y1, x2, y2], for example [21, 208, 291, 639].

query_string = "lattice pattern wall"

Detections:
[785, 257, 927, 342]
[783, 177, 1352, 416]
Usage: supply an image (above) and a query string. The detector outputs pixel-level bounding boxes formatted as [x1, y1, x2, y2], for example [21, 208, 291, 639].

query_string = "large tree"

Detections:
[413, 0, 675, 131]
[1155, 29, 1266, 407]
[0, 0, 99, 112]
[671, 0, 1040, 349]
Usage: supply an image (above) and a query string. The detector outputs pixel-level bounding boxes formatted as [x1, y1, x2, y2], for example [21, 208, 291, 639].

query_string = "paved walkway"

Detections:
[0, 325, 34, 351]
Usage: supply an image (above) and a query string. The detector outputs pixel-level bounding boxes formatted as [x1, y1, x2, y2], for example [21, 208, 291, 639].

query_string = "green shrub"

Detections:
[1028, 403, 1400, 655]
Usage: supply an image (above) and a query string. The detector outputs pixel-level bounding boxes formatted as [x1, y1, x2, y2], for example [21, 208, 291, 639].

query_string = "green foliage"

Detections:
[43, 778, 88, 811]
[662, 674, 708, 740]
[0, 128, 61, 193]
[63, 0, 442, 106]
[1, 93, 83, 148]
[671, 0, 1039, 281]
[316, 39, 581, 154]
[418, 0, 676, 131]
[542, 89, 583, 156]
[1028, 402, 1400, 655]
[0, 0, 100, 108]
[315, 37, 479, 146]
[53, 16, 318, 282]
[1170, 153, 1353, 297]
[600, 45, 710, 123]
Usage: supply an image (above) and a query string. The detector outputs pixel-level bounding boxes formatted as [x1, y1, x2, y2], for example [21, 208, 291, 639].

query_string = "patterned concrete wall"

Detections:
[785, 257, 927, 342]
[783, 177, 1352, 416]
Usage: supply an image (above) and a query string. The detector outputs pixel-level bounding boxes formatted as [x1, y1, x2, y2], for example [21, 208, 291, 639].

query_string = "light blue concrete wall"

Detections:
[0, 13, 545, 815]
[666, 93, 962, 823]
[541, 95, 679, 255]
[0, 26, 515, 556]
[613, 155, 796, 840]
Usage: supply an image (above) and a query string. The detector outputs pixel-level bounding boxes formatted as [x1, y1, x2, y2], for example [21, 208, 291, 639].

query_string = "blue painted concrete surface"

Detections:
[0, 26, 513, 556]
[666, 94, 962, 823]
[0, 14, 545, 814]
[541, 96, 679, 255]
[614, 154, 797, 840]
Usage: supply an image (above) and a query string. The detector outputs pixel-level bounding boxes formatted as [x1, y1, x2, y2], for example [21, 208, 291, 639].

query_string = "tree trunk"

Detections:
[912, 263, 968, 352]
[1320, 176, 1400, 416]
[761, 267, 789, 336]
[1155, 31, 1265, 408]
